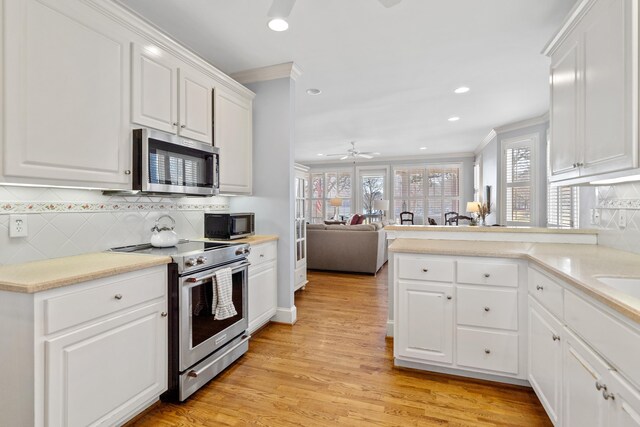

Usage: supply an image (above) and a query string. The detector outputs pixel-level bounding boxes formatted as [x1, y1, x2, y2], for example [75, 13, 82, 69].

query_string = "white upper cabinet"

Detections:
[546, 0, 638, 183]
[215, 87, 253, 194]
[131, 44, 213, 144]
[1, 0, 132, 189]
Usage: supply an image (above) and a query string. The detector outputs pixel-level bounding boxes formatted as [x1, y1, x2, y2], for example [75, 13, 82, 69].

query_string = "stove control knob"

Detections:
[185, 258, 197, 267]
[197, 256, 207, 264]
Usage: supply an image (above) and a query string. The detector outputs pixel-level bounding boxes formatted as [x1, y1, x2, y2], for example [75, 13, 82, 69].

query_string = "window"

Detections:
[393, 164, 461, 225]
[360, 171, 385, 215]
[503, 136, 536, 225]
[310, 170, 352, 223]
[548, 185, 579, 228]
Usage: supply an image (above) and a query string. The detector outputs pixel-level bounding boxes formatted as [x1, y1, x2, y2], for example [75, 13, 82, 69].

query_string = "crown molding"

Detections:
[474, 112, 549, 155]
[299, 152, 475, 166]
[231, 62, 303, 84]
[542, 0, 595, 56]
[474, 129, 497, 155]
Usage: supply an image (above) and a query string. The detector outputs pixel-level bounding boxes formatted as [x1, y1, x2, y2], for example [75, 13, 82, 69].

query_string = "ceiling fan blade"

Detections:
[358, 151, 378, 155]
[358, 154, 374, 159]
[377, 0, 402, 8]
[324, 153, 346, 157]
[340, 155, 350, 160]
[268, 0, 296, 18]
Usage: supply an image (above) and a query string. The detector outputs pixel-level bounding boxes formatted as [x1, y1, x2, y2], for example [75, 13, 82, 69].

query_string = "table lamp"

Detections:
[329, 198, 342, 220]
[373, 199, 390, 220]
[466, 201, 480, 225]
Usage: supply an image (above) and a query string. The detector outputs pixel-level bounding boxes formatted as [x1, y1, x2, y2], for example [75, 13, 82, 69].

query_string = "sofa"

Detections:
[306, 222, 388, 274]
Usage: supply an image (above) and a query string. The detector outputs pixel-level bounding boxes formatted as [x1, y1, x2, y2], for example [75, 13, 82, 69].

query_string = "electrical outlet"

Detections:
[619, 210, 627, 229]
[9, 214, 28, 238]
[591, 209, 600, 225]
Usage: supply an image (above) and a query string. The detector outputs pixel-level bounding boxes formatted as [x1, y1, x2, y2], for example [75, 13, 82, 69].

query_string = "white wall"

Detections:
[229, 76, 297, 319]
[0, 186, 228, 264]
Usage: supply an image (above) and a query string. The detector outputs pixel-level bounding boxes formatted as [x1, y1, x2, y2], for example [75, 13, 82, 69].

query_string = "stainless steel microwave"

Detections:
[132, 128, 219, 196]
[204, 213, 255, 240]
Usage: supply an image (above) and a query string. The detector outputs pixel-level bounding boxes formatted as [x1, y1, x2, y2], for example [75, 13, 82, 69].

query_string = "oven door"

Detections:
[179, 260, 249, 371]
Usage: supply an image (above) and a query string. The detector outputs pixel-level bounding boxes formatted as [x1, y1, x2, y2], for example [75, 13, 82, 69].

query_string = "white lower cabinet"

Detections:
[529, 297, 563, 426]
[609, 372, 640, 427]
[248, 241, 278, 333]
[0, 265, 168, 427]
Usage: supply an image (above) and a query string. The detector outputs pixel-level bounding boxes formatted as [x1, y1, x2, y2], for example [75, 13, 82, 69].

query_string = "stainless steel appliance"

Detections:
[205, 213, 255, 240]
[132, 128, 219, 197]
[110, 240, 251, 401]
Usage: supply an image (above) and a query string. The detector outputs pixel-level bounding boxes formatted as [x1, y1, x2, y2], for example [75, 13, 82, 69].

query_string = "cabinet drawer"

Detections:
[457, 261, 518, 287]
[456, 328, 519, 374]
[565, 290, 640, 389]
[295, 266, 307, 286]
[529, 268, 564, 319]
[456, 287, 518, 331]
[44, 268, 166, 335]
[398, 257, 454, 283]
[248, 242, 277, 267]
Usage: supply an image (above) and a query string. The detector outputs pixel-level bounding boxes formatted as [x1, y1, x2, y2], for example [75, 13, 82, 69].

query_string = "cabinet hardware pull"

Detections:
[161, 312, 168, 317]
[422, 268, 429, 272]
[114, 294, 123, 300]
[552, 334, 560, 341]
[484, 273, 490, 278]
[536, 285, 544, 291]
[446, 295, 452, 300]
[187, 370, 198, 378]
[572, 163, 577, 168]
[484, 349, 491, 354]
[172, 122, 178, 126]
[181, 124, 186, 128]
[260, 254, 265, 258]
[595, 381, 607, 391]
[602, 390, 615, 400]
[484, 307, 490, 312]
[577, 162, 584, 167]
[124, 170, 131, 175]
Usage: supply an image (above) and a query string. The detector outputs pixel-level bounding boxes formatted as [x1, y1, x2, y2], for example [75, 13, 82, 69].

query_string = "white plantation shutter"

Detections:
[309, 170, 353, 223]
[548, 185, 579, 228]
[504, 140, 534, 225]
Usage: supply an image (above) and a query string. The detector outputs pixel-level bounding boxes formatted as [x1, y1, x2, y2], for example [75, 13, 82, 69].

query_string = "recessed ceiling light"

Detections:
[317, 153, 324, 156]
[267, 18, 289, 32]
[419, 147, 427, 150]
[373, 152, 381, 155]
[454, 86, 470, 94]
[448, 116, 460, 122]
[306, 88, 322, 96]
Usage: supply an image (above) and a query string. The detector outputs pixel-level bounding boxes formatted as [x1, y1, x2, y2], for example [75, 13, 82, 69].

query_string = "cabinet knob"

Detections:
[161, 312, 168, 317]
[446, 295, 452, 300]
[124, 170, 131, 175]
[114, 294, 123, 300]
[536, 285, 544, 291]
[180, 124, 186, 128]
[602, 390, 615, 401]
[260, 254, 265, 258]
[422, 268, 429, 272]
[484, 273, 490, 278]
[572, 163, 577, 168]
[595, 381, 607, 391]
[484, 348, 491, 354]
[484, 306, 490, 312]
[577, 162, 584, 167]
[552, 334, 561, 342]
[172, 122, 178, 127]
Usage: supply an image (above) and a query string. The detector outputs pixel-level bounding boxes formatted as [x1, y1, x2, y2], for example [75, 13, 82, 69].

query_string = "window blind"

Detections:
[504, 144, 533, 224]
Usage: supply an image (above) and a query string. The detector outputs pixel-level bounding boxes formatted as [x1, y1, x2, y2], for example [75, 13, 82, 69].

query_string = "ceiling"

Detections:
[119, 0, 576, 163]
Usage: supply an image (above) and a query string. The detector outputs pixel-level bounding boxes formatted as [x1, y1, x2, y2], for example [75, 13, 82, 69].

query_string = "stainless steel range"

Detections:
[111, 240, 251, 401]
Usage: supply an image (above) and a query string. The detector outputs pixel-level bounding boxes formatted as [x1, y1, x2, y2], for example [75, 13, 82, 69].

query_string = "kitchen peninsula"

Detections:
[386, 225, 640, 425]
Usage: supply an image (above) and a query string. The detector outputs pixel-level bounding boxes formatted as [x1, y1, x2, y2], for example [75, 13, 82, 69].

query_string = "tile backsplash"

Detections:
[583, 182, 640, 254]
[0, 186, 228, 265]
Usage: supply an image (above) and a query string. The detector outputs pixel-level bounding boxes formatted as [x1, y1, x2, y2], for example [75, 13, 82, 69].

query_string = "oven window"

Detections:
[190, 270, 244, 348]
[148, 138, 213, 187]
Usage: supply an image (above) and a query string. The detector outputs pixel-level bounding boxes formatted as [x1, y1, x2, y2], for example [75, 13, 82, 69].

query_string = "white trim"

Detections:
[301, 152, 475, 166]
[231, 62, 303, 84]
[273, 306, 297, 324]
[294, 163, 310, 173]
[355, 165, 390, 216]
[501, 133, 539, 227]
[386, 320, 394, 337]
[542, 0, 597, 56]
[494, 112, 549, 134]
[475, 130, 497, 155]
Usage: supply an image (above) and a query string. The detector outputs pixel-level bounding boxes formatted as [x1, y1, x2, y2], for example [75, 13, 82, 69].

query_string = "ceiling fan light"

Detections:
[454, 86, 470, 94]
[268, 18, 289, 32]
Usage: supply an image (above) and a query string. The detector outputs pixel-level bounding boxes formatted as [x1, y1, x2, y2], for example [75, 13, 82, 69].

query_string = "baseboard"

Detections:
[386, 320, 394, 337]
[272, 305, 297, 324]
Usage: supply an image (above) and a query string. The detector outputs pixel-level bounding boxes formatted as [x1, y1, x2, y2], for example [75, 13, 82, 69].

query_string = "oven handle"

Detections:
[184, 261, 250, 286]
[186, 334, 251, 379]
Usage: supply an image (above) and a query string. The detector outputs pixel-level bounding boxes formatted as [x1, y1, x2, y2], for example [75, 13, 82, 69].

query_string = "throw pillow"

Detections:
[355, 214, 365, 225]
[349, 214, 361, 225]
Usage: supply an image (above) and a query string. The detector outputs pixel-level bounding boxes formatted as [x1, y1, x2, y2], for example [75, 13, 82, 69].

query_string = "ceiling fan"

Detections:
[268, 0, 402, 21]
[324, 141, 379, 160]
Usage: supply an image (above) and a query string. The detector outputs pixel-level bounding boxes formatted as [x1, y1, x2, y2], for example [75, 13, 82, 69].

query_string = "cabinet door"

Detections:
[3, 0, 132, 188]
[215, 87, 253, 194]
[528, 298, 563, 425]
[178, 67, 213, 143]
[549, 36, 580, 180]
[248, 262, 277, 333]
[396, 281, 454, 364]
[563, 330, 609, 427]
[131, 43, 178, 134]
[581, 0, 636, 176]
[46, 302, 167, 427]
[608, 372, 640, 427]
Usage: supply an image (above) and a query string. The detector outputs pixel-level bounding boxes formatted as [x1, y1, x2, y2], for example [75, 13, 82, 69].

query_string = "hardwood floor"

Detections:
[129, 265, 551, 426]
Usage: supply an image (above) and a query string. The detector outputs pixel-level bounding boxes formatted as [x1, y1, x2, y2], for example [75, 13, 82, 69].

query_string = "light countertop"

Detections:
[0, 252, 172, 294]
[384, 225, 597, 234]
[389, 239, 640, 323]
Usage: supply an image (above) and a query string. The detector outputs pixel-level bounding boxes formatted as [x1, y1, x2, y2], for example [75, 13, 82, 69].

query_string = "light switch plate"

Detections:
[619, 210, 627, 229]
[591, 209, 600, 225]
[9, 214, 28, 237]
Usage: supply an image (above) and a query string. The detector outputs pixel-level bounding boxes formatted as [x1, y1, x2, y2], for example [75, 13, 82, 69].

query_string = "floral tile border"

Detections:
[598, 199, 640, 210]
[0, 201, 228, 214]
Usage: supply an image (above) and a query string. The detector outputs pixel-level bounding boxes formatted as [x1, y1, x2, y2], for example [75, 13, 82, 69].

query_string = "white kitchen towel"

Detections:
[211, 267, 237, 320]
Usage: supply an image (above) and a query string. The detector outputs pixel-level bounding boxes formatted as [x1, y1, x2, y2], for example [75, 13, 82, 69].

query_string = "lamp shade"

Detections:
[329, 198, 343, 207]
[466, 202, 480, 213]
[373, 199, 389, 210]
